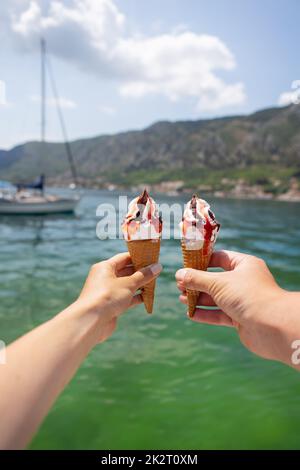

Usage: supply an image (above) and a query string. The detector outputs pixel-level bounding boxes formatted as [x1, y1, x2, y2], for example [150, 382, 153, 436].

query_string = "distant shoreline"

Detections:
[48, 179, 300, 202]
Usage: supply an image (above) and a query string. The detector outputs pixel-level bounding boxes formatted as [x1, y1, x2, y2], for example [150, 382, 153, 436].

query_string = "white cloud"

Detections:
[30, 94, 77, 109]
[117, 32, 246, 111]
[196, 82, 246, 112]
[278, 82, 300, 106]
[278, 91, 295, 106]
[9, 0, 246, 112]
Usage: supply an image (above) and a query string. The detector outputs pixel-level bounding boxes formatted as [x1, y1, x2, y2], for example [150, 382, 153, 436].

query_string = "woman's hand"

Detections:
[76, 252, 162, 343]
[176, 250, 300, 366]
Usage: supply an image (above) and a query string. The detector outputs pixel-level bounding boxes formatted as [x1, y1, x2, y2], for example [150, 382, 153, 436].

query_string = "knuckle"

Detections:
[257, 257, 267, 268]
[184, 269, 194, 287]
[99, 288, 121, 312]
[242, 254, 255, 264]
[90, 263, 98, 273]
[135, 270, 144, 281]
[100, 290, 114, 304]
[248, 256, 266, 269]
[130, 271, 142, 289]
[248, 254, 263, 265]
[90, 262, 103, 273]
[143, 266, 152, 279]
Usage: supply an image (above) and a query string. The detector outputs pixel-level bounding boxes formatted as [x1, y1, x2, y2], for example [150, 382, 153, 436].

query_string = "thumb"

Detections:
[128, 263, 162, 291]
[175, 268, 218, 294]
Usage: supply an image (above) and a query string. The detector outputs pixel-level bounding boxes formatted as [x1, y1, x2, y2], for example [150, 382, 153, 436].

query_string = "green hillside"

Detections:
[0, 104, 299, 195]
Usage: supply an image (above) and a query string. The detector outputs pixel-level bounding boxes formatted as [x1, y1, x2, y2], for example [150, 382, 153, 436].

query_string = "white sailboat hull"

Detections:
[0, 197, 79, 215]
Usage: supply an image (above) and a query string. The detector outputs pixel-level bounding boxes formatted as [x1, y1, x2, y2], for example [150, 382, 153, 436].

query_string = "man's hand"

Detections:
[176, 250, 296, 365]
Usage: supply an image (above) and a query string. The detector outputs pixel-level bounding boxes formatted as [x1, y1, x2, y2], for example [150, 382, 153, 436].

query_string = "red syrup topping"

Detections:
[137, 188, 149, 205]
[203, 218, 220, 255]
[125, 189, 162, 240]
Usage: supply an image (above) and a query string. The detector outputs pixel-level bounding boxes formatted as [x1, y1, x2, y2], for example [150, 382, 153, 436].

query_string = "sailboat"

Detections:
[0, 39, 80, 215]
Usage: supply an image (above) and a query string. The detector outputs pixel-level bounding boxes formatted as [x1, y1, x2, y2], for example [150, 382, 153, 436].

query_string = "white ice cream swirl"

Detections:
[180, 195, 220, 250]
[122, 189, 162, 241]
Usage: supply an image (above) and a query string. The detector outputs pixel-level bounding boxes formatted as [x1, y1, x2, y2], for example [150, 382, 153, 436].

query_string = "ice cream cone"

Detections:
[127, 239, 161, 314]
[181, 240, 213, 318]
[179, 194, 220, 318]
[122, 189, 162, 314]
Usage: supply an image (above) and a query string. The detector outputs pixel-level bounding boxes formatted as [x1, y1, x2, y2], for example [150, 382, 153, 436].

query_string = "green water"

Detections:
[1, 190, 300, 450]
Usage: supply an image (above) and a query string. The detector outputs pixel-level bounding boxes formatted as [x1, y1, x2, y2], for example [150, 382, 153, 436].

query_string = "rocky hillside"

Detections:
[0, 104, 300, 195]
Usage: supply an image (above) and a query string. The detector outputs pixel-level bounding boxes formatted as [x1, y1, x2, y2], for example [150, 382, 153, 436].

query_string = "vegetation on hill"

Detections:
[0, 104, 299, 196]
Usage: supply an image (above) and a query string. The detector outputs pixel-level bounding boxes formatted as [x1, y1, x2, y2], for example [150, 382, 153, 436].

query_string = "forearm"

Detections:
[0, 301, 101, 449]
[262, 291, 300, 369]
[0, 253, 158, 449]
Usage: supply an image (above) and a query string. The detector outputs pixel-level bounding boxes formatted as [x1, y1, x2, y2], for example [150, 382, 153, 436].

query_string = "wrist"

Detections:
[58, 300, 105, 350]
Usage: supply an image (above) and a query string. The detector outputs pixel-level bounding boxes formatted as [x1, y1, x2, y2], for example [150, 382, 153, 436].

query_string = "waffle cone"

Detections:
[127, 239, 161, 314]
[181, 240, 213, 318]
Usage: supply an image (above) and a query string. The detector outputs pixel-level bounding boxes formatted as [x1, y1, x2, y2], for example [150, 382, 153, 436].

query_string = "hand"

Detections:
[76, 252, 162, 343]
[176, 250, 294, 364]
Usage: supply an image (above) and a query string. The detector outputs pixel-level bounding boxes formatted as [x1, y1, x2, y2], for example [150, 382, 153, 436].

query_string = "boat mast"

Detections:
[45, 43, 79, 188]
[41, 38, 46, 144]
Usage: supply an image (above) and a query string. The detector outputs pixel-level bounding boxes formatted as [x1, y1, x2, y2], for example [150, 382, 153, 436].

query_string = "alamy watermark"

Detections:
[291, 340, 300, 365]
[96, 196, 185, 240]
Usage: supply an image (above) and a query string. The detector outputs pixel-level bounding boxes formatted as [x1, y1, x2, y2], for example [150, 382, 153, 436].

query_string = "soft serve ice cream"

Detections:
[122, 189, 162, 241]
[180, 195, 220, 251]
[122, 189, 162, 314]
[180, 194, 220, 317]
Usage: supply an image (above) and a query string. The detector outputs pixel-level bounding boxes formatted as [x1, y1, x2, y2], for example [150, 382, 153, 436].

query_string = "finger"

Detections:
[117, 265, 134, 277]
[179, 292, 216, 307]
[128, 263, 162, 291]
[190, 308, 234, 327]
[176, 281, 186, 292]
[209, 250, 248, 271]
[108, 252, 132, 271]
[175, 268, 220, 294]
[129, 293, 143, 308]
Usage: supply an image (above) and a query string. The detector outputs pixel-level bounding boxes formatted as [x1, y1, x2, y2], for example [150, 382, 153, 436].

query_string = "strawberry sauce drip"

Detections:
[202, 218, 212, 255]
[203, 217, 220, 255]
[123, 189, 162, 240]
[137, 189, 149, 205]
[190, 195, 197, 217]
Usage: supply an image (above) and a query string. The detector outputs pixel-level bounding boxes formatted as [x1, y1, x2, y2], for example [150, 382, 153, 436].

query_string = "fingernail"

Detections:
[176, 269, 187, 281]
[150, 263, 162, 275]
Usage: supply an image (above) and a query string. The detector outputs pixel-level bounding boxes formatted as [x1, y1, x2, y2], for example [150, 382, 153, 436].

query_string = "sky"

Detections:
[0, 0, 299, 149]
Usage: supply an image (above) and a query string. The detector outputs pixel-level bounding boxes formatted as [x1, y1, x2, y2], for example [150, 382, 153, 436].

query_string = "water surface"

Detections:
[0, 190, 300, 449]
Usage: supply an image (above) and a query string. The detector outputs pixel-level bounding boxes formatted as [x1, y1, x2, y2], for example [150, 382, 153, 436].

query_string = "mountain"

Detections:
[0, 104, 300, 195]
